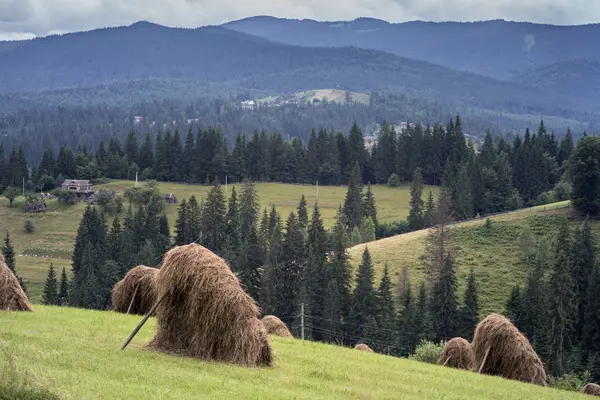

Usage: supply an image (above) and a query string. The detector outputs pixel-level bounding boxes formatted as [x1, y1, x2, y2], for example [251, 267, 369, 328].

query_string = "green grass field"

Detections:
[0, 306, 586, 399]
[348, 202, 581, 316]
[0, 181, 437, 303]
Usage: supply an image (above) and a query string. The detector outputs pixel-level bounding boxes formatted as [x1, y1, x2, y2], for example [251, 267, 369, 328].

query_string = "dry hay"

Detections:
[112, 265, 159, 315]
[582, 383, 600, 396]
[354, 343, 374, 353]
[147, 243, 272, 367]
[0, 252, 32, 311]
[261, 315, 293, 338]
[472, 314, 546, 386]
[437, 337, 475, 370]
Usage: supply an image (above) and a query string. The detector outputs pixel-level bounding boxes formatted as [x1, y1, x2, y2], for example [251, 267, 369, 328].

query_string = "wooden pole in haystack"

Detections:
[121, 293, 165, 351]
[126, 285, 139, 315]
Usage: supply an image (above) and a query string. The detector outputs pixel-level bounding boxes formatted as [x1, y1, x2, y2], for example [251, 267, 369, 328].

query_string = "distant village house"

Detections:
[61, 179, 95, 201]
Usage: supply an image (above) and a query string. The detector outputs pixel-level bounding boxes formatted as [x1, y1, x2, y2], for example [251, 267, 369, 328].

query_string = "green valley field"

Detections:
[348, 201, 582, 316]
[0, 181, 437, 303]
[0, 306, 587, 400]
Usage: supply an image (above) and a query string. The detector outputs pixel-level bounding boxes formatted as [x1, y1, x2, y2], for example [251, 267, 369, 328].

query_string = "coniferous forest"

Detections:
[18, 110, 600, 384]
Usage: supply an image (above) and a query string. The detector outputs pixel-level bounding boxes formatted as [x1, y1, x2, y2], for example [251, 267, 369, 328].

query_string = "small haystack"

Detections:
[582, 383, 600, 396]
[355, 343, 374, 353]
[261, 315, 293, 338]
[437, 337, 475, 370]
[472, 314, 546, 386]
[0, 253, 32, 311]
[112, 266, 158, 315]
[147, 243, 272, 367]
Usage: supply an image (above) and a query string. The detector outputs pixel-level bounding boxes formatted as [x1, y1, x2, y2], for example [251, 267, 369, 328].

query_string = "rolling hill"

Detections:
[0, 21, 596, 127]
[223, 17, 600, 81]
[0, 306, 587, 399]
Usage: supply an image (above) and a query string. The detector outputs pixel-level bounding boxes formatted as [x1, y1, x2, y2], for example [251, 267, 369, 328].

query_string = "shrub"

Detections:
[548, 370, 591, 392]
[505, 189, 524, 210]
[387, 173, 401, 188]
[409, 340, 446, 364]
[553, 179, 573, 202]
[23, 219, 36, 234]
[376, 220, 410, 239]
[52, 189, 77, 205]
[536, 191, 554, 206]
[484, 217, 492, 231]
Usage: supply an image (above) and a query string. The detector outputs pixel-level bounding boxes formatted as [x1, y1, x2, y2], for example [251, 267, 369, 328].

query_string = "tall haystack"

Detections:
[582, 383, 600, 396]
[112, 266, 158, 315]
[437, 337, 475, 370]
[472, 314, 547, 386]
[147, 244, 272, 367]
[355, 343, 374, 353]
[261, 315, 293, 338]
[0, 252, 32, 311]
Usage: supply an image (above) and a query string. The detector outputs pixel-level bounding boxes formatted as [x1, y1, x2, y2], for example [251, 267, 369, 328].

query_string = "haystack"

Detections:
[582, 383, 600, 396]
[261, 315, 293, 338]
[437, 337, 475, 370]
[0, 252, 32, 311]
[472, 314, 546, 386]
[355, 343, 374, 353]
[112, 266, 158, 315]
[147, 244, 272, 367]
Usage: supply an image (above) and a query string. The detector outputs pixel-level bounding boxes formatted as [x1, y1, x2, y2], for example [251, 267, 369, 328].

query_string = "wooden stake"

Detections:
[478, 345, 491, 374]
[121, 293, 165, 351]
[126, 285, 139, 315]
[443, 357, 451, 366]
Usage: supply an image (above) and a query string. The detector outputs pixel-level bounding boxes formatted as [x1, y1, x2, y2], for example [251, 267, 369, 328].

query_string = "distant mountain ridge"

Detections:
[223, 16, 600, 80]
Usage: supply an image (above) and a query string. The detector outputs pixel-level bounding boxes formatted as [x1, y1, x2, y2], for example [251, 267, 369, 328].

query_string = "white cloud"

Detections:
[0, 0, 598, 39]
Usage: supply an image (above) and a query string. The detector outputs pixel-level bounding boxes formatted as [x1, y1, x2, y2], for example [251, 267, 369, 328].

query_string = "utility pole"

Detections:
[22, 177, 25, 196]
[135, 171, 138, 187]
[301, 302, 305, 340]
[316, 181, 319, 203]
[225, 175, 228, 194]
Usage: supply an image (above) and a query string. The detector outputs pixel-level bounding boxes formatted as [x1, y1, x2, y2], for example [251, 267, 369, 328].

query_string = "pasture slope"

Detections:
[0, 181, 437, 303]
[348, 202, 578, 316]
[0, 306, 586, 400]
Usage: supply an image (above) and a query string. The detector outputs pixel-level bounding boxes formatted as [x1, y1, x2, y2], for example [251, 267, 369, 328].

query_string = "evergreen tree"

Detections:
[200, 183, 227, 254]
[583, 265, 600, 380]
[107, 216, 122, 264]
[260, 216, 284, 315]
[521, 261, 545, 343]
[373, 264, 396, 354]
[423, 187, 455, 289]
[363, 184, 378, 228]
[459, 268, 479, 341]
[572, 220, 596, 343]
[239, 180, 259, 238]
[297, 194, 308, 231]
[505, 286, 524, 330]
[430, 254, 458, 342]
[569, 136, 600, 215]
[351, 247, 376, 340]
[397, 283, 418, 356]
[174, 199, 188, 246]
[359, 217, 376, 243]
[2, 231, 16, 274]
[414, 281, 431, 342]
[547, 219, 577, 376]
[224, 186, 240, 263]
[58, 267, 69, 305]
[186, 196, 202, 244]
[236, 228, 263, 300]
[41, 264, 59, 305]
[139, 133, 155, 173]
[407, 167, 425, 231]
[347, 122, 366, 181]
[423, 191, 436, 228]
[329, 206, 353, 333]
[304, 203, 328, 341]
[322, 279, 343, 343]
[343, 162, 364, 231]
[451, 163, 473, 220]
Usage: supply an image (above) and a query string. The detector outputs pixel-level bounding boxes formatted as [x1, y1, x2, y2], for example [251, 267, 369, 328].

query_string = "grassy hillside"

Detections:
[0, 306, 586, 399]
[0, 181, 437, 303]
[348, 202, 576, 316]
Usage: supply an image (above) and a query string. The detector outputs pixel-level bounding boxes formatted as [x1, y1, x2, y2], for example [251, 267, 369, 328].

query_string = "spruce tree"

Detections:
[451, 163, 473, 220]
[108, 216, 122, 263]
[459, 267, 479, 341]
[572, 220, 596, 343]
[200, 183, 227, 254]
[329, 206, 353, 331]
[363, 184, 378, 228]
[359, 217, 376, 243]
[397, 283, 418, 356]
[423, 191, 435, 228]
[343, 162, 364, 231]
[236, 228, 263, 300]
[414, 281, 431, 342]
[297, 194, 308, 231]
[407, 167, 424, 231]
[186, 196, 202, 244]
[547, 219, 577, 376]
[351, 247, 376, 339]
[2, 231, 16, 274]
[259, 217, 284, 315]
[58, 267, 69, 305]
[430, 254, 458, 342]
[583, 265, 600, 380]
[239, 180, 259, 238]
[224, 187, 240, 263]
[305, 203, 328, 341]
[505, 286, 524, 329]
[322, 279, 343, 343]
[41, 264, 59, 306]
[374, 264, 396, 354]
[521, 261, 545, 342]
[569, 136, 600, 215]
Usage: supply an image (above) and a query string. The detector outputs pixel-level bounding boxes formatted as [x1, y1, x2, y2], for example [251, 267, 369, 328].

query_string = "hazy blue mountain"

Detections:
[223, 17, 600, 80]
[0, 21, 595, 128]
[512, 58, 600, 104]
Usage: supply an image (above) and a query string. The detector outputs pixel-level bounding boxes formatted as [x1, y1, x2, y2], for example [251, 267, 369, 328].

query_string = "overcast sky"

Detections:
[0, 0, 598, 40]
